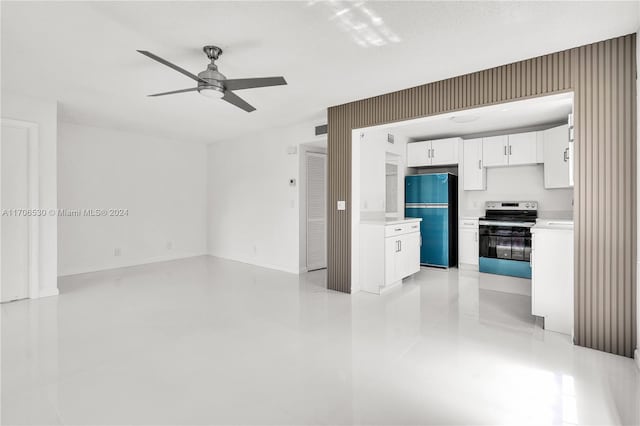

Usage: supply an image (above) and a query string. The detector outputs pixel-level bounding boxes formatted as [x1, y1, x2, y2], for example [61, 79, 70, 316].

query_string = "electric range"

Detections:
[478, 201, 538, 279]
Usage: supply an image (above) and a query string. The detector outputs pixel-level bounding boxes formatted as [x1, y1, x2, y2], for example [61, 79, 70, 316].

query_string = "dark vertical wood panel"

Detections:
[327, 34, 637, 358]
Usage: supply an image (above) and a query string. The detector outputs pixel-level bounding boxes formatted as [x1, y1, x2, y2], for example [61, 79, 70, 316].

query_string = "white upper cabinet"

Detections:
[462, 138, 485, 191]
[542, 124, 572, 188]
[430, 138, 460, 165]
[507, 131, 539, 166]
[407, 138, 459, 167]
[482, 135, 508, 167]
[482, 132, 541, 168]
[406, 141, 431, 167]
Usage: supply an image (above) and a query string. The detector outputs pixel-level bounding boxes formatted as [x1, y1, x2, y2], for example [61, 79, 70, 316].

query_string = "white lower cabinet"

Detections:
[531, 221, 574, 336]
[361, 219, 421, 294]
[458, 219, 479, 266]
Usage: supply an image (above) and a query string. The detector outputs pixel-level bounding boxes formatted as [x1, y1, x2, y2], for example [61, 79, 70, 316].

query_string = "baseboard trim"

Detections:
[36, 287, 59, 298]
[207, 253, 300, 275]
[58, 252, 208, 277]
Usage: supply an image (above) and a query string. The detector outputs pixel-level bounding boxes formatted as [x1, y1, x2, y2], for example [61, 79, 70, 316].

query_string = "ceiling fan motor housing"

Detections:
[197, 63, 226, 93]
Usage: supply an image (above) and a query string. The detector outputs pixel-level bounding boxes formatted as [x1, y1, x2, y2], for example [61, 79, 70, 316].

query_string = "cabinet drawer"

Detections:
[385, 222, 420, 237]
[459, 219, 479, 228]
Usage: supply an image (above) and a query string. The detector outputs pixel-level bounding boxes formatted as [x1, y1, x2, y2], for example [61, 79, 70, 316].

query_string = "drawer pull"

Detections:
[394, 228, 402, 231]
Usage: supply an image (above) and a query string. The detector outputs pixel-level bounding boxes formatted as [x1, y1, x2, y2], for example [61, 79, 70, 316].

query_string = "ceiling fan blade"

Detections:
[222, 91, 256, 112]
[223, 77, 287, 91]
[137, 50, 208, 84]
[148, 87, 199, 97]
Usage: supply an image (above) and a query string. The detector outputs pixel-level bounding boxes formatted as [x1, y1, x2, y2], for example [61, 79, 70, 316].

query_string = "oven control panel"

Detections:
[485, 201, 538, 211]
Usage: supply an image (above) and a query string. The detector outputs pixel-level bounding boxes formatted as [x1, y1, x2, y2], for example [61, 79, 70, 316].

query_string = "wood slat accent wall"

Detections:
[327, 33, 637, 357]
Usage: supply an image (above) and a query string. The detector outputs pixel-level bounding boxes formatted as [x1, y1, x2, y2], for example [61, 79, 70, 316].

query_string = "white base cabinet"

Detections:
[458, 219, 479, 266]
[531, 221, 574, 336]
[361, 219, 421, 294]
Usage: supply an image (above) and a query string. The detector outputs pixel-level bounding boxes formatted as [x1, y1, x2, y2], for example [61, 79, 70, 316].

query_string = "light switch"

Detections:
[337, 200, 346, 211]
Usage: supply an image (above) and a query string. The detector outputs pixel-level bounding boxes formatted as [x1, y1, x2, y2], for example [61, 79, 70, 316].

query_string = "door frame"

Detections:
[1, 118, 40, 300]
[305, 151, 328, 271]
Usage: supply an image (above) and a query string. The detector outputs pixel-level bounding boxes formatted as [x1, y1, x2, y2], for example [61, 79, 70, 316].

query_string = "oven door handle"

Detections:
[479, 220, 535, 228]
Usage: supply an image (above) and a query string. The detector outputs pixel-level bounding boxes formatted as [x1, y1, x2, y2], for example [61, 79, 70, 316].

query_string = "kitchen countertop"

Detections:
[532, 218, 574, 231]
[361, 217, 422, 225]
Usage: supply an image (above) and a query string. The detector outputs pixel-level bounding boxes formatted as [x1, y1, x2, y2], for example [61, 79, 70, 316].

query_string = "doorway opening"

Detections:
[299, 139, 327, 272]
[1, 119, 40, 303]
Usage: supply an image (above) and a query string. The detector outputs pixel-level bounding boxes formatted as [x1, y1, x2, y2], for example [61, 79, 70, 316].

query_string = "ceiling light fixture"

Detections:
[449, 115, 479, 124]
[198, 86, 224, 99]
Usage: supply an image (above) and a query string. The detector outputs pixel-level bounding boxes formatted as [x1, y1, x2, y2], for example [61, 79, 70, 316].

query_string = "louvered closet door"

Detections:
[306, 152, 327, 271]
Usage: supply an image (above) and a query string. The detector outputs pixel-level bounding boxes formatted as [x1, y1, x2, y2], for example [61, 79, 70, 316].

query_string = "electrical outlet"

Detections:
[114, 248, 121, 256]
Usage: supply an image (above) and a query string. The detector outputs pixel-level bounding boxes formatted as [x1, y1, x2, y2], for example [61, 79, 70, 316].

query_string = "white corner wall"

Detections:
[1, 93, 58, 296]
[207, 120, 321, 274]
[636, 26, 640, 368]
[58, 122, 207, 276]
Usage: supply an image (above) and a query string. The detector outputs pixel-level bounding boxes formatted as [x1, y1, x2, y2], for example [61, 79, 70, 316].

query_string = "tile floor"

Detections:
[2, 256, 639, 425]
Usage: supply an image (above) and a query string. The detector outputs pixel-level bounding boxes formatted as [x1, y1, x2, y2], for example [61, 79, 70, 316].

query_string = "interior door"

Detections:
[1, 125, 30, 302]
[306, 152, 327, 271]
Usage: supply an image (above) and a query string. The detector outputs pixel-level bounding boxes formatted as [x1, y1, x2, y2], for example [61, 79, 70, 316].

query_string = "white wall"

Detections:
[352, 128, 408, 293]
[636, 26, 640, 368]
[460, 165, 573, 218]
[207, 120, 321, 274]
[1, 93, 58, 296]
[58, 122, 207, 275]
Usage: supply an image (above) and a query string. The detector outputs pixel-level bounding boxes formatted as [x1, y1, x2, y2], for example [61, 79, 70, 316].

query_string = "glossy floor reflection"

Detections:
[3, 256, 639, 425]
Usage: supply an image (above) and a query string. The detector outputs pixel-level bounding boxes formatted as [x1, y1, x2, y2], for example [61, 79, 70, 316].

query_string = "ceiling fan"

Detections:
[137, 45, 287, 112]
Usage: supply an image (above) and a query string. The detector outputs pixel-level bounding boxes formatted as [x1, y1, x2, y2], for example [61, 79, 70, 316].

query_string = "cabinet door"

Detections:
[431, 138, 459, 166]
[462, 138, 485, 191]
[542, 124, 571, 188]
[507, 132, 538, 166]
[407, 141, 431, 167]
[458, 227, 478, 265]
[482, 135, 508, 167]
[384, 237, 399, 286]
[531, 229, 574, 335]
[400, 232, 421, 277]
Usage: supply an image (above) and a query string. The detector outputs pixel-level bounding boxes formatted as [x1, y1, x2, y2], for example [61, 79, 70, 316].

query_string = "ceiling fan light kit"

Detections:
[137, 45, 287, 112]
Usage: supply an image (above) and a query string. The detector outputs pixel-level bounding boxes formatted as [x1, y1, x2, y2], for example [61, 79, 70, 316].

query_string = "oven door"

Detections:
[479, 222, 532, 262]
